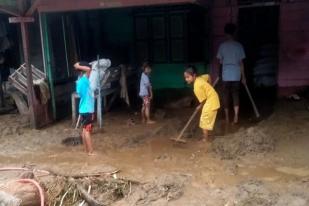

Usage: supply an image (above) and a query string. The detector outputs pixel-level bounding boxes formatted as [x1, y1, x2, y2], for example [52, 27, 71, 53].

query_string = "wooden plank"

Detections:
[9, 17, 35, 23]
[15, 70, 28, 82]
[31, 65, 46, 77]
[25, 0, 42, 16]
[20, 21, 37, 128]
[38, 0, 196, 13]
[11, 81, 27, 95]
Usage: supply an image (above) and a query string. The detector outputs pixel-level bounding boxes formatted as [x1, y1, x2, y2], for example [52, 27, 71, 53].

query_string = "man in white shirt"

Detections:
[217, 23, 246, 125]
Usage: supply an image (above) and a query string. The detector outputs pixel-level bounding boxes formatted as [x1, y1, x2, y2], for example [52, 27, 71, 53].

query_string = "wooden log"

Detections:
[1, 181, 41, 206]
[0, 191, 21, 205]
[68, 178, 104, 206]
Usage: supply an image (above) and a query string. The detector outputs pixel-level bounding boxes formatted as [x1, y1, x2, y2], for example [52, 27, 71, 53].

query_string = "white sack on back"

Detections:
[89, 59, 111, 92]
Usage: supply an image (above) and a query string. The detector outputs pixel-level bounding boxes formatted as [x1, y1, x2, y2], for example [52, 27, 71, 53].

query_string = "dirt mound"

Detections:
[212, 126, 276, 159]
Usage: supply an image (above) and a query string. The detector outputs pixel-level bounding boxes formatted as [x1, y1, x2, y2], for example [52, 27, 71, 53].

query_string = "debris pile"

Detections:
[0, 167, 188, 206]
[212, 126, 276, 159]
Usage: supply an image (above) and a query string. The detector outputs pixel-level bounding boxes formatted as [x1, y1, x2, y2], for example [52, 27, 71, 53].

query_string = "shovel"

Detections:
[62, 115, 82, 146]
[243, 84, 260, 118]
[170, 106, 201, 143]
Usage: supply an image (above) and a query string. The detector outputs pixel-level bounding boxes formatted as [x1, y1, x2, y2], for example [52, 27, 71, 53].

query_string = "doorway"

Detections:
[238, 5, 279, 117]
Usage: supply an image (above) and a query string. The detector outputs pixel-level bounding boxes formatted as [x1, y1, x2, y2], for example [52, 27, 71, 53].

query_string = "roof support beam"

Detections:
[9, 16, 38, 128]
[38, 0, 196, 13]
[0, 6, 21, 16]
[26, 0, 41, 16]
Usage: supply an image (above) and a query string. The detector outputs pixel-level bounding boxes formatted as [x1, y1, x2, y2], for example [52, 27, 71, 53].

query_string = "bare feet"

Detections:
[87, 152, 96, 156]
[146, 120, 156, 124]
[233, 116, 238, 125]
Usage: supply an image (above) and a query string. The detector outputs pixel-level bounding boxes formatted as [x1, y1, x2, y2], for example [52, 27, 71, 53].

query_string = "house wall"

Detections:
[278, 1, 309, 95]
[211, 0, 309, 96]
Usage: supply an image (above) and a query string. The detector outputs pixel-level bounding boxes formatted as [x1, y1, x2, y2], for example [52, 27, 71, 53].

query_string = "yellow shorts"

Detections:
[199, 109, 218, 131]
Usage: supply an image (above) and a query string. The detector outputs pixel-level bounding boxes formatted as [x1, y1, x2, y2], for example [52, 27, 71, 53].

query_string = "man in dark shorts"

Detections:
[217, 23, 246, 124]
[74, 62, 95, 155]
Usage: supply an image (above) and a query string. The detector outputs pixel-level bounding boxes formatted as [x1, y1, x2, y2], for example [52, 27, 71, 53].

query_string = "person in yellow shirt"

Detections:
[184, 65, 220, 141]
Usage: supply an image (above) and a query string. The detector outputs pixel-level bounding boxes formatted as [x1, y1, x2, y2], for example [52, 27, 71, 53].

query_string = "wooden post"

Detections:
[9, 17, 37, 128]
[21, 22, 36, 128]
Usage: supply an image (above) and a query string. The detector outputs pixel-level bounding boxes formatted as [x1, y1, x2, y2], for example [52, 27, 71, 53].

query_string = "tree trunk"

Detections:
[1, 181, 41, 206]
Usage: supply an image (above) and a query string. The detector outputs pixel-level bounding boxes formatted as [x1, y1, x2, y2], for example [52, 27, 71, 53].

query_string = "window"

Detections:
[170, 14, 186, 62]
[134, 6, 207, 64]
[152, 16, 167, 62]
[135, 17, 149, 62]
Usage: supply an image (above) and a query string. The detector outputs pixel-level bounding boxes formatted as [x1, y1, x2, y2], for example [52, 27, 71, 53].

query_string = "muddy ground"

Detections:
[0, 99, 309, 205]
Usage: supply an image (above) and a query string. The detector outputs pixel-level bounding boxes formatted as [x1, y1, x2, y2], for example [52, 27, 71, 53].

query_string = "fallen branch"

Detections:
[69, 178, 104, 206]
[79, 185, 91, 206]
[47, 169, 120, 179]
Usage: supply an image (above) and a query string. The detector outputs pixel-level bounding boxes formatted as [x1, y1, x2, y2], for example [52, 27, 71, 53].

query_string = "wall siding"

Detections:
[278, 2, 309, 89]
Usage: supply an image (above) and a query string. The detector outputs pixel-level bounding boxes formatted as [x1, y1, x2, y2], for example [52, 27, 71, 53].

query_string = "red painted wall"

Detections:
[278, 1, 309, 93]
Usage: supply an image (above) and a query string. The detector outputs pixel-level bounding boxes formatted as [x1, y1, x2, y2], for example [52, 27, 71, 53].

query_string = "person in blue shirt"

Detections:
[217, 23, 246, 125]
[139, 62, 155, 124]
[74, 61, 95, 155]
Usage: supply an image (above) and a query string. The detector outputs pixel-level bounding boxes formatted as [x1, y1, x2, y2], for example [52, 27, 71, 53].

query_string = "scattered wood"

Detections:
[59, 186, 72, 206]
[69, 178, 104, 206]
[79, 185, 91, 206]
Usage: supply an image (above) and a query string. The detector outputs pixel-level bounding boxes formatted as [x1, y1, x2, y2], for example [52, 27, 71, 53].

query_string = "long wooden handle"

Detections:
[212, 77, 219, 88]
[175, 107, 201, 141]
[75, 115, 81, 129]
[244, 84, 260, 118]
